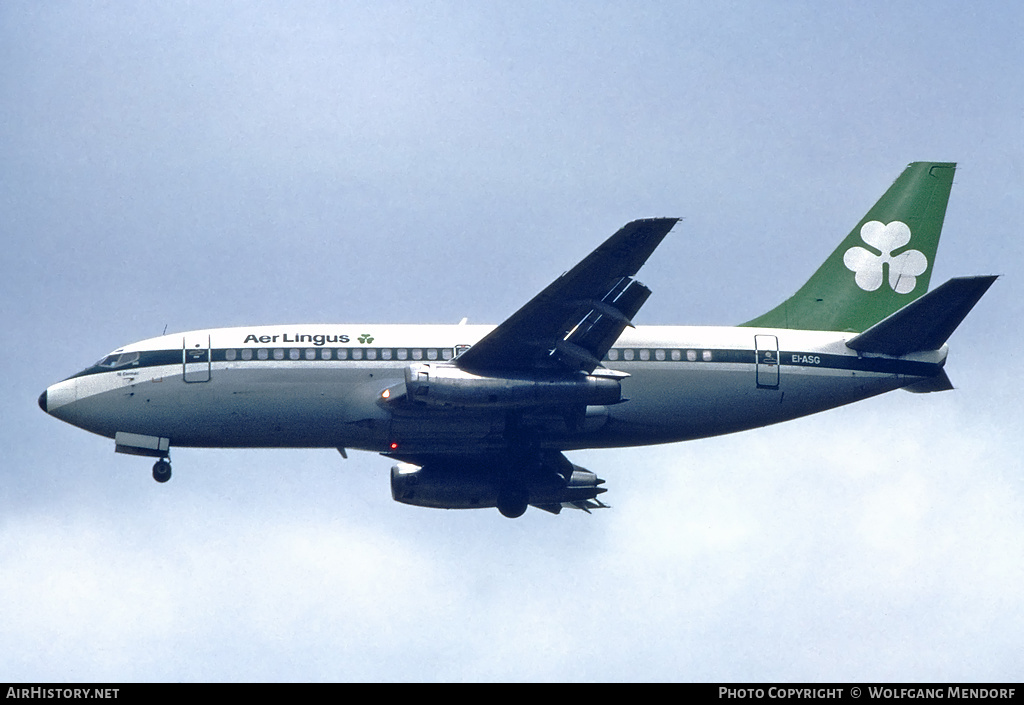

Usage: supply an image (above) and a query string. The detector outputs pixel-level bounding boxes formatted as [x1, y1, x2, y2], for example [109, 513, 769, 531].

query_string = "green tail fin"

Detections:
[742, 162, 956, 332]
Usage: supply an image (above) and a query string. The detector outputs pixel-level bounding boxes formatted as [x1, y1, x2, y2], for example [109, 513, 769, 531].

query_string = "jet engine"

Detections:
[390, 456, 607, 518]
[400, 363, 622, 409]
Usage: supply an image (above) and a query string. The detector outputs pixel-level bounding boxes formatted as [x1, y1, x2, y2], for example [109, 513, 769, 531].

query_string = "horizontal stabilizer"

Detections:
[902, 369, 954, 393]
[847, 276, 997, 356]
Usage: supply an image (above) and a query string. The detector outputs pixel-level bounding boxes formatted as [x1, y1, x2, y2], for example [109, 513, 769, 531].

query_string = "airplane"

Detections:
[39, 162, 996, 518]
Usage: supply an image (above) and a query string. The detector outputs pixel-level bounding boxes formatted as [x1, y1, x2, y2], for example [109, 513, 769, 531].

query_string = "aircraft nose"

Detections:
[38, 389, 48, 413]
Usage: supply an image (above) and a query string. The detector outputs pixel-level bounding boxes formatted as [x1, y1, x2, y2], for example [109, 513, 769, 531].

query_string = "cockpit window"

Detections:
[97, 351, 140, 368]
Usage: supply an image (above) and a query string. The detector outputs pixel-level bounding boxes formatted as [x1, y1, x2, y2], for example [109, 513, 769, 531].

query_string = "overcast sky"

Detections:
[3, 1, 1022, 682]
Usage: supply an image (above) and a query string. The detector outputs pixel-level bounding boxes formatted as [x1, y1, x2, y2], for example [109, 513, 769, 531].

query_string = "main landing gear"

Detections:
[496, 485, 529, 519]
[152, 458, 172, 483]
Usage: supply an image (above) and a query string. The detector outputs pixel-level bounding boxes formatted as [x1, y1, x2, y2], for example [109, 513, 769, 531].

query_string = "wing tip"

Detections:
[627, 216, 681, 229]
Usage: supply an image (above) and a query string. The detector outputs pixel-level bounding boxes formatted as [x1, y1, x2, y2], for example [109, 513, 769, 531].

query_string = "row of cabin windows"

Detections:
[606, 348, 714, 362]
[223, 347, 456, 362]
[218, 347, 713, 363]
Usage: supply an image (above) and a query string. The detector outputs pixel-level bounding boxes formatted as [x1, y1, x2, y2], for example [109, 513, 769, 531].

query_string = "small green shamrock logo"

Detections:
[357, 334, 374, 344]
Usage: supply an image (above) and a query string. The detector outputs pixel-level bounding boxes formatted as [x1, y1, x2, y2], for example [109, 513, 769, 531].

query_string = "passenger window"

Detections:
[257, 349, 269, 360]
[225, 349, 237, 361]
[623, 349, 635, 361]
[687, 350, 697, 362]
[671, 350, 681, 361]
[351, 349, 363, 360]
[703, 350, 713, 362]
[607, 349, 619, 361]
[241, 349, 253, 361]
[274, 349, 285, 360]
[427, 349, 438, 360]
[320, 349, 332, 360]
[336, 349, 348, 360]
[305, 349, 316, 360]
[366, 348, 377, 360]
[442, 348, 453, 360]
[655, 349, 665, 361]
[289, 349, 300, 360]
[412, 349, 423, 360]
[381, 349, 393, 360]
[397, 349, 408, 360]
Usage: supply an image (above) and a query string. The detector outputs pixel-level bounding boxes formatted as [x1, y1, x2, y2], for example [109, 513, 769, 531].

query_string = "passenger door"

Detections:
[183, 333, 211, 383]
[755, 334, 780, 389]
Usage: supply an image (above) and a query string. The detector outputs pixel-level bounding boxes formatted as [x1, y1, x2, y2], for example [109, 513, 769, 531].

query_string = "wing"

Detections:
[455, 218, 679, 374]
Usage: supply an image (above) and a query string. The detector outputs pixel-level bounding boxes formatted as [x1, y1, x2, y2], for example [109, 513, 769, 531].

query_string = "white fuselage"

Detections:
[41, 323, 946, 457]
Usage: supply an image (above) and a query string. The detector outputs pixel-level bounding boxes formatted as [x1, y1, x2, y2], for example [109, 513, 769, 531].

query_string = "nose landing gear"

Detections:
[113, 433, 173, 483]
[152, 458, 172, 483]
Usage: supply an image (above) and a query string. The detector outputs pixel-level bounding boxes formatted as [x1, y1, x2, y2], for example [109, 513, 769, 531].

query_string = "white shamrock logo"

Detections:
[843, 221, 928, 294]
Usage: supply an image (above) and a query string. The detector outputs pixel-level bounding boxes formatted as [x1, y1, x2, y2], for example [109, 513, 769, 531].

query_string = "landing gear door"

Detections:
[183, 333, 211, 383]
[755, 334, 780, 389]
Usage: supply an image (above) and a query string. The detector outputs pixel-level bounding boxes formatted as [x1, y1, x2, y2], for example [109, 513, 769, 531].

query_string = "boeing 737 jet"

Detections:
[39, 162, 995, 517]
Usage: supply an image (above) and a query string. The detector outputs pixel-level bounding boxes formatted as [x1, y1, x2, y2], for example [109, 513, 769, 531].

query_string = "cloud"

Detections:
[5, 349, 1020, 681]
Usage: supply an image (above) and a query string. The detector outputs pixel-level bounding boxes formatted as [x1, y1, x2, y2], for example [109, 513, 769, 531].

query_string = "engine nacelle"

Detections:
[402, 363, 622, 409]
[390, 459, 606, 515]
[391, 461, 499, 510]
